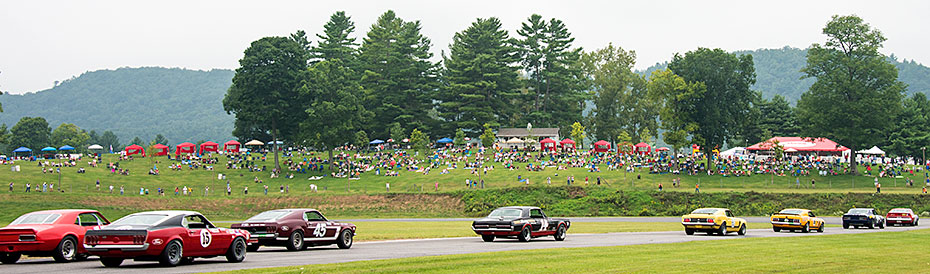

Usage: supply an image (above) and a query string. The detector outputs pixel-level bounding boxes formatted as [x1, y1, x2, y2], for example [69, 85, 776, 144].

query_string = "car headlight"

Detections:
[512, 220, 523, 225]
[282, 226, 289, 231]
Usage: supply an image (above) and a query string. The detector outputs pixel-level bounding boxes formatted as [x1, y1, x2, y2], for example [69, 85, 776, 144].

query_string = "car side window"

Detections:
[76, 213, 100, 226]
[305, 211, 326, 222]
[95, 213, 109, 224]
[808, 211, 815, 217]
[530, 209, 544, 218]
[186, 215, 215, 229]
[725, 210, 734, 218]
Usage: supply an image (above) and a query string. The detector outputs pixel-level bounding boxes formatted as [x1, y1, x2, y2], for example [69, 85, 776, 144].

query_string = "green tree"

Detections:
[311, 11, 358, 65]
[409, 128, 429, 151]
[479, 123, 496, 148]
[224, 36, 308, 171]
[569, 121, 586, 149]
[453, 128, 466, 147]
[516, 14, 587, 134]
[358, 10, 439, 138]
[98, 130, 120, 151]
[647, 69, 704, 154]
[887, 93, 930, 157]
[300, 59, 372, 170]
[151, 134, 169, 146]
[0, 124, 10, 153]
[582, 43, 658, 145]
[757, 94, 800, 138]
[616, 130, 632, 154]
[797, 15, 906, 174]
[667, 48, 755, 166]
[439, 17, 520, 135]
[388, 123, 405, 143]
[51, 123, 90, 149]
[9, 117, 50, 151]
[353, 130, 369, 149]
[130, 136, 144, 146]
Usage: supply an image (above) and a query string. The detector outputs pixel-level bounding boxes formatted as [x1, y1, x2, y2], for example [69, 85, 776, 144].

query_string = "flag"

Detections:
[109, 145, 113, 154]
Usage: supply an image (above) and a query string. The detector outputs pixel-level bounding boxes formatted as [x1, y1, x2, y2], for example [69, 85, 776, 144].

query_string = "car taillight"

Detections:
[86, 235, 97, 245]
[130, 234, 146, 245]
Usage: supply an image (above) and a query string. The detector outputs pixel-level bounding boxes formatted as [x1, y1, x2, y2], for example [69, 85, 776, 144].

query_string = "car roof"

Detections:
[272, 208, 319, 212]
[129, 210, 202, 217]
[695, 208, 727, 211]
[498, 206, 539, 210]
[781, 208, 809, 212]
[28, 209, 97, 214]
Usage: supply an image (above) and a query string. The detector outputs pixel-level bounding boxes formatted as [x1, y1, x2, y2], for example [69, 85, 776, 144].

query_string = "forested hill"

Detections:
[0, 67, 234, 144]
[640, 46, 930, 103]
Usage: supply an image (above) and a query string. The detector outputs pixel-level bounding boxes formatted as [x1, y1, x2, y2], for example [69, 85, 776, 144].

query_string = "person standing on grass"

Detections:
[109, 185, 113, 194]
[795, 177, 800, 189]
[386, 182, 390, 192]
[96, 180, 100, 191]
[9, 182, 13, 192]
[264, 185, 268, 195]
[175, 187, 179, 196]
[25, 183, 30, 193]
[876, 182, 881, 193]
[547, 176, 551, 186]
[434, 181, 439, 191]
[204, 186, 209, 196]
[658, 183, 663, 191]
[244, 186, 248, 195]
[226, 185, 232, 196]
[695, 183, 700, 193]
[119, 186, 124, 195]
[811, 179, 815, 189]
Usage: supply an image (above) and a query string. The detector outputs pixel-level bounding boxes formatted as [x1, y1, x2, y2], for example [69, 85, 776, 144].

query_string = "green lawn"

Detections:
[219, 228, 930, 273]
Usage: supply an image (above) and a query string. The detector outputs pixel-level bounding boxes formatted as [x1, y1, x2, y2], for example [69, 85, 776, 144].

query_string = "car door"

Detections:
[529, 209, 548, 232]
[724, 210, 736, 229]
[305, 211, 337, 241]
[182, 214, 226, 256]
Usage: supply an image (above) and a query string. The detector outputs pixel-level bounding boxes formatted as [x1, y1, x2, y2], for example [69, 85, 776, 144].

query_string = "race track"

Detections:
[3, 218, 924, 274]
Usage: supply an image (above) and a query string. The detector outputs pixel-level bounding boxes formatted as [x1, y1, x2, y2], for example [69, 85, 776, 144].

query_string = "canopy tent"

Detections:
[633, 142, 651, 155]
[41, 147, 57, 152]
[223, 140, 241, 152]
[505, 137, 524, 144]
[59, 145, 75, 151]
[559, 138, 576, 149]
[655, 147, 670, 152]
[124, 144, 145, 157]
[87, 144, 103, 150]
[856, 146, 885, 155]
[369, 139, 385, 145]
[539, 138, 557, 151]
[402, 138, 410, 143]
[200, 141, 219, 154]
[747, 137, 848, 153]
[386, 139, 394, 143]
[13, 147, 32, 153]
[437, 137, 453, 144]
[245, 140, 264, 146]
[719, 147, 746, 157]
[153, 144, 169, 156]
[175, 142, 196, 155]
[593, 140, 610, 152]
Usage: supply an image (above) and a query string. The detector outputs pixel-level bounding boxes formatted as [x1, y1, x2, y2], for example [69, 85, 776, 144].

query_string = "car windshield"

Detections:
[10, 213, 61, 225]
[246, 210, 292, 222]
[847, 209, 871, 215]
[488, 209, 523, 218]
[691, 208, 718, 214]
[111, 214, 168, 226]
[778, 209, 804, 215]
[889, 209, 909, 213]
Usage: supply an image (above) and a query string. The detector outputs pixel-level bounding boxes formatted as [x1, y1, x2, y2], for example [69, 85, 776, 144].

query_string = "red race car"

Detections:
[0, 209, 110, 264]
[231, 208, 356, 251]
[84, 210, 253, 267]
[886, 208, 920, 226]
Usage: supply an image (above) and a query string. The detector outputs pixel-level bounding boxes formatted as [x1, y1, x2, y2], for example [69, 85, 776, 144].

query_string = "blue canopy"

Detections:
[369, 139, 385, 145]
[12, 147, 32, 153]
[437, 138, 453, 144]
[59, 145, 75, 151]
[41, 146, 57, 152]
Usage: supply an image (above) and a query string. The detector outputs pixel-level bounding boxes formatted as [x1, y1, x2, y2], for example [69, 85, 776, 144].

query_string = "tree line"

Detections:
[0, 116, 179, 155]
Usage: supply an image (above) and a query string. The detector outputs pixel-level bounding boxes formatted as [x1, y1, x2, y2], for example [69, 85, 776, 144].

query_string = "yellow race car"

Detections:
[771, 208, 825, 233]
[681, 208, 747, 236]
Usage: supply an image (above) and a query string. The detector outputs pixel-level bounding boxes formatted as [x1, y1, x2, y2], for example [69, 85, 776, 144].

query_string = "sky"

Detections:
[1, 0, 927, 94]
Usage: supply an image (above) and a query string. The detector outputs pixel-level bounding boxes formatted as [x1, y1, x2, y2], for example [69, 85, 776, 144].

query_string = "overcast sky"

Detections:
[1, 0, 927, 94]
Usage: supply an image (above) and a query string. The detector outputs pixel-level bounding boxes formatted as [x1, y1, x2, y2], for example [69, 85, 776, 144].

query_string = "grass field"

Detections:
[219, 228, 930, 273]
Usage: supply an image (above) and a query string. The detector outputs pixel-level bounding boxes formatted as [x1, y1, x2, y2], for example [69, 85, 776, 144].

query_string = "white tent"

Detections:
[87, 144, 104, 150]
[719, 147, 746, 157]
[244, 140, 264, 146]
[856, 146, 885, 155]
[785, 148, 799, 153]
[505, 137, 524, 144]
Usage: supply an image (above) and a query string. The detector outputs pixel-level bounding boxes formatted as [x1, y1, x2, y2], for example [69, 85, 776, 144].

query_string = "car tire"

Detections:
[914, 220, 918, 226]
[159, 240, 183, 267]
[336, 229, 353, 249]
[100, 257, 123, 267]
[879, 221, 885, 229]
[737, 224, 746, 236]
[481, 235, 495, 242]
[842, 222, 849, 229]
[517, 226, 531, 242]
[554, 224, 567, 241]
[867, 222, 874, 229]
[773, 227, 781, 232]
[52, 236, 78, 262]
[685, 228, 694, 235]
[246, 244, 260, 252]
[817, 222, 824, 233]
[286, 231, 304, 251]
[801, 223, 810, 233]
[0, 253, 21, 264]
[225, 237, 246, 263]
[717, 222, 727, 236]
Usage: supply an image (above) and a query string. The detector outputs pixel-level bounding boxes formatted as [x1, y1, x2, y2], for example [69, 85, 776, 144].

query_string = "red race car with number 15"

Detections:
[0, 209, 110, 264]
[84, 210, 254, 267]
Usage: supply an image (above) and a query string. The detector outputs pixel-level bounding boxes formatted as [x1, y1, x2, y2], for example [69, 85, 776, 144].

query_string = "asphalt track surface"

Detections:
[4, 218, 924, 274]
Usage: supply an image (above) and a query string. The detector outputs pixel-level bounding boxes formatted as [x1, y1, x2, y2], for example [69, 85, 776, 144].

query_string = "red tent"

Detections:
[124, 144, 145, 157]
[655, 147, 670, 152]
[539, 138, 557, 151]
[176, 142, 195, 155]
[153, 144, 169, 156]
[224, 140, 241, 152]
[559, 138, 576, 149]
[593, 140, 610, 152]
[634, 142, 652, 155]
[200, 141, 219, 154]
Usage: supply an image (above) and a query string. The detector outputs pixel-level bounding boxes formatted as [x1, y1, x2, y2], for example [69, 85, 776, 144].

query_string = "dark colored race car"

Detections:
[231, 208, 356, 251]
[471, 206, 570, 242]
[84, 210, 253, 267]
[842, 208, 885, 229]
[0, 209, 110, 264]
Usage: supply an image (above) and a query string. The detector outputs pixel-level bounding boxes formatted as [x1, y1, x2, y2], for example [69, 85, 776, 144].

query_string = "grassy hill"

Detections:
[0, 67, 235, 144]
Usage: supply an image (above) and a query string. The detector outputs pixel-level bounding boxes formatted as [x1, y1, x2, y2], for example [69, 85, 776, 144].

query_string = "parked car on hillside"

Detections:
[681, 208, 747, 236]
[842, 208, 884, 229]
[231, 209, 356, 251]
[472, 206, 570, 242]
[885, 208, 919, 226]
[0, 209, 110, 264]
[771, 208, 825, 233]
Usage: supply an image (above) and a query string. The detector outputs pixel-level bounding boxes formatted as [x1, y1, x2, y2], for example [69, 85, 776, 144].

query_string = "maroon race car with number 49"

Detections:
[231, 208, 356, 251]
[0, 209, 110, 264]
[84, 211, 254, 267]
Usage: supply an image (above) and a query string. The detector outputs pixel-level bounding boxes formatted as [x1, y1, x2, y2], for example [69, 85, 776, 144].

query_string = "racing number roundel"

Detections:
[200, 229, 212, 248]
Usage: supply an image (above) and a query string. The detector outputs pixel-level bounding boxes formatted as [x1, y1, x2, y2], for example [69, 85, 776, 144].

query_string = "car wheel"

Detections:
[879, 221, 885, 229]
[554, 224, 567, 241]
[52, 236, 78, 262]
[914, 220, 918, 226]
[817, 222, 824, 233]
[842, 222, 849, 229]
[717, 222, 727, 236]
[517, 226, 531, 242]
[801, 223, 810, 233]
[867, 222, 874, 229]
[0, 253, 21, 264]
[685, 228, 694, 235]
[225, 237, 246, 263]
[286, 231, 304, 251]
[481, 235, 495, 242]
[773, 227, 781, 232]
[100, 257, 123, 267]
[246, 244, 260, 252]
[159, 240, 183, 267]
[336, 229, 354, 249]
[737, 224, 746, 235]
